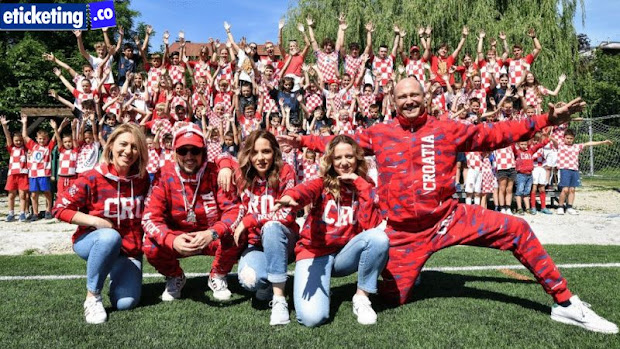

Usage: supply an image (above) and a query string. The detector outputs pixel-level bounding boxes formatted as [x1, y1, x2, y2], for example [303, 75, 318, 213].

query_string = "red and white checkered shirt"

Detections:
[532, 147, 546, 167]
[468, 88, 488, 113]
[72, 89, 98, 111]
[213, 91, 233, 114]
[325, 91, 343, 113]
[478, 59, 503, 90]
[73, 75, 99, 93]
[103, 96, 121, 117]
[494, 146, 515, 170]
[405, 58, 426, 83]
[552, 124, 569, 147]
[344, 55, 364, 79]
[206, 140, 222, 162]
[281, 149, 300, 183]
[259, 77, 280, 114]
[340, 87, 357, 107]
[146, 148, 160, 174]
[481, 156, 495, 193]
[504, 54, 534, 86]
[192, 60, 211, 82]
[239, 112, 263, 139]
[432, 94, 447, 113]
[214, 61, 234, 86]
[524, 86, 550, 110]
[159, 148, 174, 169]
[192, 87, 212, 111]
[372, 55, 395, 87]
[7, 145, 28, 175]
[57, 148, 78, 176]
[557, 143, 584, 170]
[147, 65, 166, 94]
[168, 64, 186, 86]
[170, 95, 188, 121]
[337, 119, 354, 135]
[207, 113, 224, 130]
[302, 159, 320, 182]
[358, 93, 376, 117]
[26, 139, 55, 178]
[466, 152, 483, 170]
[76, 142, 100, 174]
[304, 91, 323, 114]
[315, 50, 340, 81]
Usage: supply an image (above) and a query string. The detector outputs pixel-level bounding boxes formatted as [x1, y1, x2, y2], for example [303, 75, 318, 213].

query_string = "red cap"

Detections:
[173, 124, 205, 149]
[326, 79, 340, 85]
[409, 45, 420, 52]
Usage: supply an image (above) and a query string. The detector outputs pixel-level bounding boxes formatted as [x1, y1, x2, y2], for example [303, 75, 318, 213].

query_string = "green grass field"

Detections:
[1, 245, 619, 348]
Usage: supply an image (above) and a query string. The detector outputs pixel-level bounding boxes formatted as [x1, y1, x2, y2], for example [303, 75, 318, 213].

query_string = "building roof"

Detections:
[169, 41, 282, 58]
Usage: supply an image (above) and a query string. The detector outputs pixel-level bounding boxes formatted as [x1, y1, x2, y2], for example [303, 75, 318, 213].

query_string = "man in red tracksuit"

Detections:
[279, 78, 617, 334]
[142, 124, 244, 302]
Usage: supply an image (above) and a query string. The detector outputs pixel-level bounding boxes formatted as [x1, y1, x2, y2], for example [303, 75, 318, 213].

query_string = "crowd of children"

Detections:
[3, 17, 613, 222]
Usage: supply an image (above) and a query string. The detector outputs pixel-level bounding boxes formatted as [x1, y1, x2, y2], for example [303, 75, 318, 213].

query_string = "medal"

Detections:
[187, 209, 196, 223]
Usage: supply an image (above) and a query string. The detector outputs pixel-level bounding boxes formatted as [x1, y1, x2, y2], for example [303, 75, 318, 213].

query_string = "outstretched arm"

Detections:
[20, 113, 32, 144]
[305, 16, 320, 52]
[364, 21, 374, 56]
[391, 25, 401, 57]
[547, 74, 567, 97]
[43, 52, 78, 78]
[451, 26, 469, 59]
[53, 68, 76, 94]
[528, 28, 542, 59]
[0, 116, 12, 147]
[477, 30, 486, 62]
[583, 139, 613, 148]
[73, 30, 90, 61]
[48, 89, 76, 110]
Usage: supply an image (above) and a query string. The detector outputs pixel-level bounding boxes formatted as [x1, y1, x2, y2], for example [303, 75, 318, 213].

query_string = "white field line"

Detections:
[1, 262, 620, 281]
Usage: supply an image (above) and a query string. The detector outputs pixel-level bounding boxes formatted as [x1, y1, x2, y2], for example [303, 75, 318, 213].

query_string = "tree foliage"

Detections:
[576, 48, 620, 123]
[283, 0, 583, 100]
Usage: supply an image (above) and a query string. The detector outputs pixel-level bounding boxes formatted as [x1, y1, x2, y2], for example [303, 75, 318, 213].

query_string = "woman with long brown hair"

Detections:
[275, 135, 388, 327]
[233, 130, 299, 326]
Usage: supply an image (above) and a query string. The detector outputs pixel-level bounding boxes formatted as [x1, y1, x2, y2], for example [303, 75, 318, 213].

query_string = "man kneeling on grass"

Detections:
[142, 124, 244, 302]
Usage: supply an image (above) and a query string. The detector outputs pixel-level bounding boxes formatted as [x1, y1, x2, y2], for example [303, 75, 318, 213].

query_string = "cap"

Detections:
[409, 45, 420, 52]
[173, 124, 205, 149]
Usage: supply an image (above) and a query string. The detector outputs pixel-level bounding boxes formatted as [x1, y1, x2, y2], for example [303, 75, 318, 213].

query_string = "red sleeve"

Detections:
[144, 62, 151, 71]
[525, 54, 534, 64]
[72, 89, 80, 98]
[402, 57, 410, 65]
[352, 177, 382, 230]
[210, 179, 242, 238]
[301, 126, 375, 155]
[502, 58, 512, 67]
[528, 139, 549, 154]
[26, 139, 36, 151]
[455, 113, 550, 152]
[283, 177, 325, 208]
[447, 56, 455, 66]
[47, 139, 56, 151]
[53, 173, 91, 224]
[496, 59, 503, 67]
[141, 175, 185, 249]
[477, 58, 487, 67]
[455, 65, 465, 72]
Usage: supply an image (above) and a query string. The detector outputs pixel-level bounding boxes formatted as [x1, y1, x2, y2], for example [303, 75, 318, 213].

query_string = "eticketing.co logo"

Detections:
[0, 1, 116, 31]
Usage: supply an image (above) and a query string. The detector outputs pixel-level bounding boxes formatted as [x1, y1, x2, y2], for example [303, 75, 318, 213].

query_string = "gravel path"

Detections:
[0, 187, 618, 255]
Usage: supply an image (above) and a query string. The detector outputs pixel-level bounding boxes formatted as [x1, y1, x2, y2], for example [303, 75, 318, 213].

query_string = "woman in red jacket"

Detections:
[53, 123, 150, 324]
[275, 135, 388, 327]
[233, 130, 299, 326]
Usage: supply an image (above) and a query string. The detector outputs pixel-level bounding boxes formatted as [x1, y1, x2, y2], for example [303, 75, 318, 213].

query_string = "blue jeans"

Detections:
[293, 227, 389, 327]
[73, 228, 142, 310]
[237, 222, 296, 292]
[515, 173, 533, 196]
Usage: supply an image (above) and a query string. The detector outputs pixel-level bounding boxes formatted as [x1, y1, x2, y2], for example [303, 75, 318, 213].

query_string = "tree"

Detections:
[283, 0, 583, 100]
[576, 45, 620, 124]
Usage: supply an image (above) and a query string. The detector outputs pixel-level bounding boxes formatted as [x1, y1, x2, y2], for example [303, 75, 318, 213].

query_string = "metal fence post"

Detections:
[588, 118, 594, 176]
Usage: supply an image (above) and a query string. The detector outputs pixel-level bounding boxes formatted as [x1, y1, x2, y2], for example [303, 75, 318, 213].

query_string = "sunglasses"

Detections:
[250, 46, 257, 49]
[176, 146, 203, 156]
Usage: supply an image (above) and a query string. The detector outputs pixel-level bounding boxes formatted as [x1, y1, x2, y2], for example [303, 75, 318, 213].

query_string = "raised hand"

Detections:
[425, 25, 433, 36]
[527, 28, 536, 38]
[20, 113, 27, 124]
[301, 64, 309, 72]
[73, 30, 82, 38]
[223, 21, 231, 32]
[499, 31, 507, 40]
[478, 29, 486, 39]
[42, 52, 55, 61]
[48, 89, 57, 98]
[49, 118, 57, 129]
[547, 97, 587, 126]
[462, 26, 469, 37]
[365, 21, 375, 33]
[397, 65, 405, 74]
[393, 24, 401, 34]
[279, 18, 285, 30]
[163, 30, 170, 44]
[418, 27, 425, 37]
[559, 73, 567, 83]
[297, 23, 305, 33]
[306, 15, 314, 27]
[133, 35, 141, 45]
[146, 25, 153, 35]
[489, 38, 497, 47]
[118, 25, 124, 36]
[0, 115, 7, 126]
[52, 67, 61, 77]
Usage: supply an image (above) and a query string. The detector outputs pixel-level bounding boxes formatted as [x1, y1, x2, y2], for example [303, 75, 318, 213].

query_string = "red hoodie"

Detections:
[513, 139, 550, 174]
[284, 177, 382, 261]
[301, 112, 549, 236]
[237, 163, 299, 246]
[53, 163, 150, 258]
[141, 161, 243, 250]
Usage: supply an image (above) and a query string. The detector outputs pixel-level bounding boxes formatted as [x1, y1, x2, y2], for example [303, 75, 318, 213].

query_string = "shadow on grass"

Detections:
[373, 271, 549, 315]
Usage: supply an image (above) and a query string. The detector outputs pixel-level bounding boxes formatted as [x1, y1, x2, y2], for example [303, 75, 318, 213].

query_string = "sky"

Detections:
[131, 0, 619, 48]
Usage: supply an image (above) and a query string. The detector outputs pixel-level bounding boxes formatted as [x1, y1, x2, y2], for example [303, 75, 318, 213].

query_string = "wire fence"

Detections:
[573, 115, 620, 179]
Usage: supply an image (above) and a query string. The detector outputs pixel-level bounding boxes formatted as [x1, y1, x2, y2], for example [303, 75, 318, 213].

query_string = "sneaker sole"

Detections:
[211, 292, 232, 301]
[270, 318, 291, 326]
[161, 292, 181, 301]
[85, 316, 107, 324]
[551, 314, 619, 334]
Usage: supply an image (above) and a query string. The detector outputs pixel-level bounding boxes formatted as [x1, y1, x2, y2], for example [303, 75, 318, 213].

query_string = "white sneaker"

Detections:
[208, 275, 232, 301]
[352, 294, 377, 325]
[551, 296, 618, 334]
[162, 274, 186, 301]
[83, 295, 107, 324]
[269, 296, 290, 325]
[506, 209, 513, 215]
[556, 207, 565, 215]
[567, 208, 579, 215]
[500, 208, 507, 214]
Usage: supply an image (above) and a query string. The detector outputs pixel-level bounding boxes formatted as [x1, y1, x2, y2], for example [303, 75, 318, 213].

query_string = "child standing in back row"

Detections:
[556, 129, 613, 215]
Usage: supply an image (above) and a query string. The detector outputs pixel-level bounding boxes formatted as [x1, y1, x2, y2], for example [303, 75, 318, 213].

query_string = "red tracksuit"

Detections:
[238, 163, 299, 246]
[301, 113, 572, 305]
[141, 162, 244, 278]
[514, 140, 549, 174]
[53, 163, 150, 258]
[284, 177, 382, 261]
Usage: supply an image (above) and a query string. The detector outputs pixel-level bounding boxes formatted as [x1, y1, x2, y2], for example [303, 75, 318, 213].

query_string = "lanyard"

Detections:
[174, 163, 206, 223]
